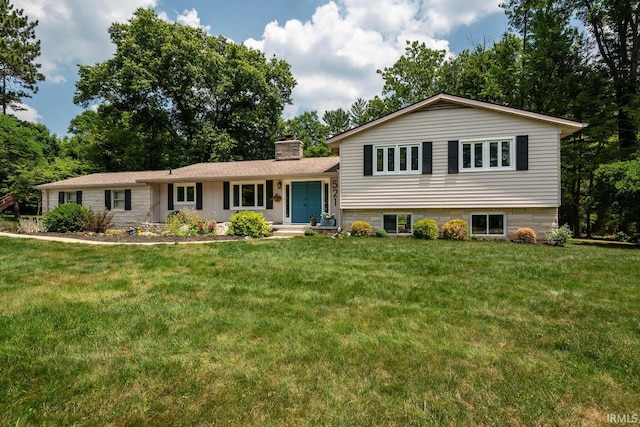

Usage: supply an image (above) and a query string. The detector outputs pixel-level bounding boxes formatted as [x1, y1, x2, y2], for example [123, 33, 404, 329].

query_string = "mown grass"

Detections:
[0, 237, 638, 426]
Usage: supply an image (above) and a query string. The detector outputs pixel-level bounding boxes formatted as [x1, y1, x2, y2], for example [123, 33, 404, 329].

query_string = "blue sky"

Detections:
[16, 0, 508, 136]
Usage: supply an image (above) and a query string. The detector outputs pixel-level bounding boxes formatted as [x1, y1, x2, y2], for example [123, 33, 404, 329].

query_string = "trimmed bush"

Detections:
[546, 224, 573, 247]
[375, 228, 388, 238]
[515, 227, 537, 244]
[44, 203, 87, 233]
[442, 219, 469, 241]
[228, 211, 271, 237]
[350, 221, 372, 237]
[413, 218, 439, 240]
[304, 228, 318, 237]
[82, 209, 116, 233]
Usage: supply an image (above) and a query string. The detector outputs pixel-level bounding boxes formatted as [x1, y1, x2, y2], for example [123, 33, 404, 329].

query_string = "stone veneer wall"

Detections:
[341, 207, 558, 239]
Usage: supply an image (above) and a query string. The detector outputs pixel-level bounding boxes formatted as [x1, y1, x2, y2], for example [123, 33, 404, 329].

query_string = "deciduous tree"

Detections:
[74, 8, 296, 169]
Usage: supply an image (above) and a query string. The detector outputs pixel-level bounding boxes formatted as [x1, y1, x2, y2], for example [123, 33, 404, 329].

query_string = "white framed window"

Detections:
[383, 213, 413, 235]
[113, 190, 126, 210]
[375, 143, 421, 175]
[460, 137, 515, 172]
[175, 184, 196, 204]
[65, 192, 77, 204]
[471, 213, 506, 236]
[232, 182, 265, 209]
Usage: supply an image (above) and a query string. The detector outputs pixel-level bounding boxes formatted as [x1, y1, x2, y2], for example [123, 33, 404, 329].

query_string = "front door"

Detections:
[291, 181, 322, 224]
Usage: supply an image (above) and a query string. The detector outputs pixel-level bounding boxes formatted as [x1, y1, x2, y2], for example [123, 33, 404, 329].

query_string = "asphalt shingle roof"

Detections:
[35, 157, 340, 189]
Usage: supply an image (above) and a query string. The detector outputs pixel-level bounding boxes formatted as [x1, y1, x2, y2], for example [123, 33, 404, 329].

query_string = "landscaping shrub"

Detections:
[18, 217, 46, 233]
[442, 219, 469, 241]
[164, 208, 216, 237]
[82, 209, 116, 233]
[304, 228, 318, 237]
[515, 227, 537, 244]
[43, 204, 87, 232]
[350, 221, 372, 237]
[546, 224, 573, 247]
[375, 228, 387, 238]
[228, 211, 271, 237]
[413, 218, 439, 240]
[0, 220, 18, 232]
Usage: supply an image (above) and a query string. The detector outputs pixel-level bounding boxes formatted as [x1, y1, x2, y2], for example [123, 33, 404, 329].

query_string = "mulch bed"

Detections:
[11, 232, 244, 243]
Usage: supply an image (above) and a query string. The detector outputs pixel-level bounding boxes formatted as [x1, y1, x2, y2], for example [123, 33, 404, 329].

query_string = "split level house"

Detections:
[35, 94, 586, 238]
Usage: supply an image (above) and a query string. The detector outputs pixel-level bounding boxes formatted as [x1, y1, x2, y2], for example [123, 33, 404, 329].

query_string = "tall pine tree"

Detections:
[0, 0, 44, 115]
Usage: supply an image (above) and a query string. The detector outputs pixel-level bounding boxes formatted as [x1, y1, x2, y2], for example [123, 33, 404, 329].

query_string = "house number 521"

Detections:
[332, 179, 338, 207]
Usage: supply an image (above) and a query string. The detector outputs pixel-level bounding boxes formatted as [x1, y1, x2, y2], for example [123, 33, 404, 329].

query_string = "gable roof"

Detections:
[326, 93, 588, 149]
[35, 157, 340, 189]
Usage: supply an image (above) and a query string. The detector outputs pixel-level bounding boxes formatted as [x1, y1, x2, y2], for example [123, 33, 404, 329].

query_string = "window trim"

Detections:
[231, 181, 266, 210]
[112, 190, 126, 210]
[459, 137, 515, 172]
[175, 183, 196, 204]
[65, 192, 77, 204]
[382, 213, 413, 235]
[470, 212, 507, 237]
[373, 143, 422, 175]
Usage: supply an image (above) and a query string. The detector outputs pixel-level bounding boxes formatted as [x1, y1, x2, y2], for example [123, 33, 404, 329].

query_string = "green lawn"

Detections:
[0, 237, 638, 426]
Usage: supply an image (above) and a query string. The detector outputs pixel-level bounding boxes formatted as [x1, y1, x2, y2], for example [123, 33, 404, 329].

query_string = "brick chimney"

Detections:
[275, 135, 304, 161]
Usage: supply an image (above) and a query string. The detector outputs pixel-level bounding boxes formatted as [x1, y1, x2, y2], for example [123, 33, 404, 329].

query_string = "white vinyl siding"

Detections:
[339, 105, 561, 209]
[45, 186, 152, 226]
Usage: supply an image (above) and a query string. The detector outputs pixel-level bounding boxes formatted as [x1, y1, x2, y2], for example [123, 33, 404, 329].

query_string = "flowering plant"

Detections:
[321, 212, 335, 219]
[197, 221, 217, 235]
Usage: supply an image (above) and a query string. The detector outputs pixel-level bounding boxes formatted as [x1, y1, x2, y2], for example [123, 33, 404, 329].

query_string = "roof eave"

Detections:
[138, 171, 339, 184]
[326, 93, 589, 144]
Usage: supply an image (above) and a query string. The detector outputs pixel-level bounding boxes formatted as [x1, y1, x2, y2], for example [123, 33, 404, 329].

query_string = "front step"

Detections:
[271, 224, 309, 237]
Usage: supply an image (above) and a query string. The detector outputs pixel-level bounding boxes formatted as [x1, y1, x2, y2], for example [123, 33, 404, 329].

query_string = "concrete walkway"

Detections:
[0, 231, 244, 245]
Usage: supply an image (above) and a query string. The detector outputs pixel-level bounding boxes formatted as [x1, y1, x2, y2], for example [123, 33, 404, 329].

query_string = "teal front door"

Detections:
[292, 181, 322, 223]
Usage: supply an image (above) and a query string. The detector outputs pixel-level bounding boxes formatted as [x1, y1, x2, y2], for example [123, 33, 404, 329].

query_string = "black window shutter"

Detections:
[125, 189, 132, 211]
[168, 183, 174, 211]
[76, 191, 83, 205]
[364, 145, 373, 176]
[195, 182, 203, 210]
[58, 191, 65, 204]
[266, 180, 273, 209]
[104, 190, 111, 210]
[448, 141, 459, 174]
[422, 142, 433, 174]
[223, 181, 230, 210]
[516, 135, 529, 171]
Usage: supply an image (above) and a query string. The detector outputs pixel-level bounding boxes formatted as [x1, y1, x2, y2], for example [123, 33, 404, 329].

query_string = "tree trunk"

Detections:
[572, 172, 582, 238]
[13, 197, 21, 219]
[585, 172, 595, 238]
[617, 103, 637, 158]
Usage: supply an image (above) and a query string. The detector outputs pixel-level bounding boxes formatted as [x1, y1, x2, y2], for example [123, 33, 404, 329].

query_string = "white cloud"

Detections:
[158, 8, 212, 33]
[20, 0, 158, 82]
[176, 9, 211, 32]
[8, 103, 42, 123]
[248, 0, 502, 118]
